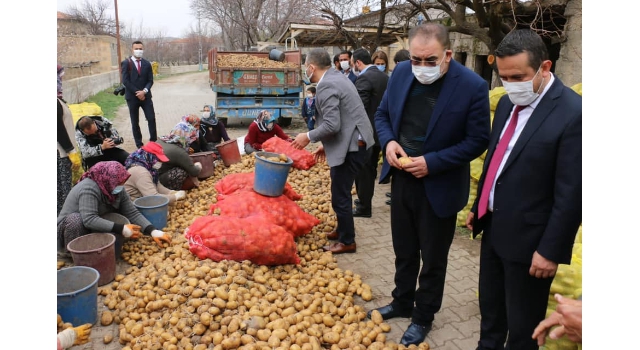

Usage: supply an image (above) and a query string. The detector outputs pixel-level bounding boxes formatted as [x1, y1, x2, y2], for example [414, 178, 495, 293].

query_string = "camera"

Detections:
[113, 85, 126, 96]
[112, 137, 124, 145]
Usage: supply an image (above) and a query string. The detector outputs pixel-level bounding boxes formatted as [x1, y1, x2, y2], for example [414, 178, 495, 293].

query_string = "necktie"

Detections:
[477, 105, 525, 219]
[136, 60, 141, 74]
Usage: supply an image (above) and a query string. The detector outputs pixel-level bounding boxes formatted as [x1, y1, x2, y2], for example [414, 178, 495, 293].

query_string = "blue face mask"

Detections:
[112, 185, 124, 195]
[377, 65, 386, 72]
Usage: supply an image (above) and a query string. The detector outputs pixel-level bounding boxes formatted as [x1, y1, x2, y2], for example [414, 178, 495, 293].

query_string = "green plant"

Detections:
[85, 87, 128, 121]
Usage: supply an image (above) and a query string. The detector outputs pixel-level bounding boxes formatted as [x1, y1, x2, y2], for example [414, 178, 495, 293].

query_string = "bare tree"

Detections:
[65, 0, 118, 35]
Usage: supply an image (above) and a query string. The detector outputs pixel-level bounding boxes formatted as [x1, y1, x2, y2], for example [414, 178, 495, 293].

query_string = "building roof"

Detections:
[277, 21, 406, 48]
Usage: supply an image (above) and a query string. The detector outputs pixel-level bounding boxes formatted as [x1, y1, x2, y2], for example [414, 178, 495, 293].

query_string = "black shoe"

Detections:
[385, 199, 391, 205]
[385, 192, 391, 198]
[367, 304, 412, 321]
[353, 207, 372, 218]
[354, 198, 361, 206]
[400, 322, 432, 346]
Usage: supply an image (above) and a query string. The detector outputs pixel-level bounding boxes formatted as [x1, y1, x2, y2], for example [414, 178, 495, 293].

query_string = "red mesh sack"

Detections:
[262, 137, 316, 170]
[214, 172, 302, 201]
[185, 215, 300, 265]
[208, 190, 320, 237]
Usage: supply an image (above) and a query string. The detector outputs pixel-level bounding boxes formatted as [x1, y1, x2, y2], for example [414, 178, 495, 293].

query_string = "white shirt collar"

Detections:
[316, 70, 328, 87]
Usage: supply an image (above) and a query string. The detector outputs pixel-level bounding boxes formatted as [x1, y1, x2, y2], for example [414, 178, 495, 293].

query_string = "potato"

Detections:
[398, 156, 412, 166]
[101, 310, 114, 326]
[103, 333, 113, 344]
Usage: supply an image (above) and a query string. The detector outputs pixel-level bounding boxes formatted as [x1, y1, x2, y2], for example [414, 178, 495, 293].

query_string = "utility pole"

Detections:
[198, 11, 203, 71]
[115, 0, 122, 83]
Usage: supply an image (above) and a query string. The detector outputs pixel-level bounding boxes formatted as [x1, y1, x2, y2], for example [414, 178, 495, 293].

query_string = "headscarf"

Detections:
[181, 114, 201, 129]
[254, 110, 275, 132]
[159, 121, 198, 150]
[78, 161, 131, 203]
[201, 105, 218, 126]
[125, 149, 160, 184]
[57, 65, 64, 99]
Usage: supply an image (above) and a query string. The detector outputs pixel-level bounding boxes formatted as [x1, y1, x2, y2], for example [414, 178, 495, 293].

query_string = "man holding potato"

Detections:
[372, 23, 490, 346]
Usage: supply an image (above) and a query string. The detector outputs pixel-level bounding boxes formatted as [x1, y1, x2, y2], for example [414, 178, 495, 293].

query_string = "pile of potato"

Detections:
[100, 154, 430, 350]
[217, 54, 299, 69]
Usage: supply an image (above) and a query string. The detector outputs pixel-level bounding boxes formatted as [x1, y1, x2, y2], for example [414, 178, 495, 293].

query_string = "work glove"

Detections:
[174, 190, 186, 201]
[122, 224, 142, 239]
[151, 229, 172, 247]
[57, 323, 92, 349]
[194, 162, 203, 172]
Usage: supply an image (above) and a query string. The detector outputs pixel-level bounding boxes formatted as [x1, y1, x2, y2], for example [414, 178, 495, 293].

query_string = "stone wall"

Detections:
[554, 0, 582, 86]
[157, 64, 209, 76]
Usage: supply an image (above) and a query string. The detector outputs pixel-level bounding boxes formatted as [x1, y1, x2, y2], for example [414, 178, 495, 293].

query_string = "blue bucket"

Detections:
[133, 195, 169, 229]
[57, 266, 99, 326]
[253, 151, 293, 197]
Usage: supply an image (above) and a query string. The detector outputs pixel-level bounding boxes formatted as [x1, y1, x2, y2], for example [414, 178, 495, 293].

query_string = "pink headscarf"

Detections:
[78, 161, 131, 203]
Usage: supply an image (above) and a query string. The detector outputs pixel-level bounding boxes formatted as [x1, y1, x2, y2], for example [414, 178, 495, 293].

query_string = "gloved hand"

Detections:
[174, 190, 186, 201]
[73, 323, 93, 345]
[188, 147, 195, 154]
[151, 229, 172, 247]
[122, 224, 142, 239]
[194, 162, 203, 172]
[57, 323, 92, 349]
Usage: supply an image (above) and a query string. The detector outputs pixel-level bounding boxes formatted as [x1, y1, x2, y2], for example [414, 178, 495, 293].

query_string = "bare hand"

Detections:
[291, 133, 310, 150]
[465, 212, 474, 231]
[313, 145, 325, 163]
[529, 251, 558, 279]
[384, 141, 408, 169]
[532, 310, 563, 345]
[403, 156, 429, 178]
[102, 138, 115, 150]
[555, 294, 582, 343]
[135, 90, 146, 100]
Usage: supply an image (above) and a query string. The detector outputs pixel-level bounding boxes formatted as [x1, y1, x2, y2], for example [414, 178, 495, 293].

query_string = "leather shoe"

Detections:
[354, 198, 361, 206]
[400, 322, 432, 346]
[353, 207, 372, 218]
[385, 192, 391, 198]
[385, 199, 391, 206]
[326, 231, 339, 240]
[322, 242, 356, 254]
[367, 304, 412, 321]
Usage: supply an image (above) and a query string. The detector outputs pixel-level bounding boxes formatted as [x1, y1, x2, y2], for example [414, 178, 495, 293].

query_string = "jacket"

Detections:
[75, 116, 125, 161]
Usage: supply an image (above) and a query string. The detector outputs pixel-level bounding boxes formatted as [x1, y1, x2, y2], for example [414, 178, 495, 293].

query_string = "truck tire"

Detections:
[219, 117, 228, 127]
[277, 117, 292, 128]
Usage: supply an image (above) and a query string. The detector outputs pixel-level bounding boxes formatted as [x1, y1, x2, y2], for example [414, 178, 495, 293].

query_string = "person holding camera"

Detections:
[75, 115, 130, 170]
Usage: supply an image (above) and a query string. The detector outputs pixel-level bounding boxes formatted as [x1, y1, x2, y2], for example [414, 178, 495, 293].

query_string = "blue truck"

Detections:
[208, 49, 304, 127]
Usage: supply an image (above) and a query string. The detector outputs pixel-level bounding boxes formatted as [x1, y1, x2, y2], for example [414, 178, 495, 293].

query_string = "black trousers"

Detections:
[84, 148, 130, 170]
[330, 145, 367, 245]
[126, 96, 157, 148]
[354, 143, 379, 210]
[476, 214, 554, 350]
[389, 169, 456, 326]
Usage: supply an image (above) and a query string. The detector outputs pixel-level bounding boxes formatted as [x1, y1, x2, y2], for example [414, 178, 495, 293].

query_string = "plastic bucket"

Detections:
[216, 139, 241, 167]
[57, 266, 100, 326]
[67, 233, 116, 286]
[134, 195, 170, 229]
[269, 49, 285, 62]
[253, 151, 293, 197]
[100, 212, 129, 260]
[190, 151, 215, 179]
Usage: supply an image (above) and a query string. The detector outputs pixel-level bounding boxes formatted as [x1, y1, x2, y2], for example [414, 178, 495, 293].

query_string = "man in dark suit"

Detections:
[351, 48, 389, 217]
[371, 23, 491, 346]
[466, 29, 582, 350]
[122, 40, 157, 149]
[291, 48, 375, 254]
[338, 50, 357, 84]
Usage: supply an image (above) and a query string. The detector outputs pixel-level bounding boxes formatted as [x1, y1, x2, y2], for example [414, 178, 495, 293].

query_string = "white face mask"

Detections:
[411, 51, 447, 85]
[340, 61, 350, 71]
[152, 162, 163, 170]
[501, 68, 544, 106]
[133, 49, 144, 58]
[303, 66, 313, 84]
[376, 65, 386, 72]
[202, 111, 210, 118]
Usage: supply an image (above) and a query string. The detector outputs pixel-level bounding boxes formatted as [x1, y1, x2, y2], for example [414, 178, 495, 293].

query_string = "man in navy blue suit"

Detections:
[338, 50, 357, 84]
[371, 23, 491, 346]
[466, 29, 582, 350]
[122, 40, 157, 149]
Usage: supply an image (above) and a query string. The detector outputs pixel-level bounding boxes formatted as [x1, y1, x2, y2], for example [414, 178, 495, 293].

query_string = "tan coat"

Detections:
[124, 165, 177, 204]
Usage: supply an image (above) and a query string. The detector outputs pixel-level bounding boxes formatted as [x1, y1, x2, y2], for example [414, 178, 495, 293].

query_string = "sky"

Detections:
[57, 0, 196, 38]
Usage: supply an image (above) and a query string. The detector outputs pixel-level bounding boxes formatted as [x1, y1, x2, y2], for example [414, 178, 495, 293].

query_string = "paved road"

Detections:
[75, 70, 482, 349]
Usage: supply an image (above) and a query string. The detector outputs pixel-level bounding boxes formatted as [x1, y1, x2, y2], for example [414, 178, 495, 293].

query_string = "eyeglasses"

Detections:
[409, 53, 447, 67]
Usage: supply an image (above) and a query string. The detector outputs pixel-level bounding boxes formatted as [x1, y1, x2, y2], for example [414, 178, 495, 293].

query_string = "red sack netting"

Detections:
[208, 190, 320, 238]
[262, 137, 316, 170]
[185, 215, 300, 265]
[214, 172, 302, 201]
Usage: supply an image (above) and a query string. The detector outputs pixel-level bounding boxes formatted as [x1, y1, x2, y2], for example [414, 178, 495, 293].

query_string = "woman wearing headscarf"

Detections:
[244, 110, 291, 154]
[191, 104, 231, 154]
[57, 161, 171, 257]
[157, 119, 203, 190]
[124, 141, 187, 204]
